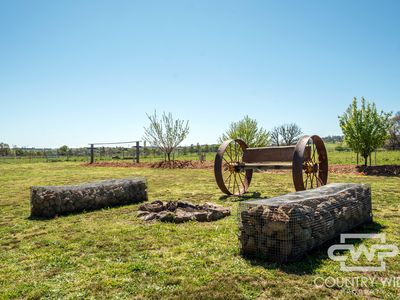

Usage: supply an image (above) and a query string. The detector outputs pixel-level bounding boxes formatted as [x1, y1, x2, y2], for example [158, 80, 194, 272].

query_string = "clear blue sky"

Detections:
[1, 0, 399, 148]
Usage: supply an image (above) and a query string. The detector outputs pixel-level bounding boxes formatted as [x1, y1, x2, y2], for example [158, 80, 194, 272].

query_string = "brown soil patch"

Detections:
[82, 161, 399, 176]
[81, 160, 213, 169]
[329, 165, 361, 175]
[330, 165, 400, 176]
[356, 165, 400, 176]
[148, 160, 213, 169]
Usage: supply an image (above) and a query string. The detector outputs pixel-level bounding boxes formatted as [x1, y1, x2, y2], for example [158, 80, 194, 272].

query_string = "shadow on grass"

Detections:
[27, 203, 139, 221]
[244, 221, 385, 275]
[219, 192, 265, 202]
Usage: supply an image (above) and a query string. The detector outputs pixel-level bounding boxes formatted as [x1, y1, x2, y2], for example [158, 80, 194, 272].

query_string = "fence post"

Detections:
[90, 144, 94, 164]
[135, 141, 140, 163]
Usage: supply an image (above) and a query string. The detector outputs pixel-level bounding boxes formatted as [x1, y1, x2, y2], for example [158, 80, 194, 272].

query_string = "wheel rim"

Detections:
[292, 135, 328, 191]
[214, 139, 253, 195]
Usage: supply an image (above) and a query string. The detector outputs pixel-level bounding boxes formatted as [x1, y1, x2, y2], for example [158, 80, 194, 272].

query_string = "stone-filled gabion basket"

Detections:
[30, 177, 147, 218]
[238, 183, 372, 263]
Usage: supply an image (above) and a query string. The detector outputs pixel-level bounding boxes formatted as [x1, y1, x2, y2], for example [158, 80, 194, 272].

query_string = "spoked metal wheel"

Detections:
[292, 135, 328, 191]
[214, 139, 253, 195]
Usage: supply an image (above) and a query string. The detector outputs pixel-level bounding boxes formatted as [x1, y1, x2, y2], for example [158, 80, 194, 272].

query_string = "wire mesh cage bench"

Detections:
[214, 135, 328, 195]
[238, 183, 373, 262]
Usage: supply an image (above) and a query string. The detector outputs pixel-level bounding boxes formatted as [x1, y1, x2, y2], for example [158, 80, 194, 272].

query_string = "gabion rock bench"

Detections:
[30, 177, 147, 218]
[238, 183, 372, 262]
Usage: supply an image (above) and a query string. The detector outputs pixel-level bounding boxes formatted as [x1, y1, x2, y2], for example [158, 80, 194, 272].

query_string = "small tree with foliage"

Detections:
[387, 111, 400, 150]
[58, 145, 69, 156]
[339, 97, 391, 166]
[13, 147, 24, 156]
[143, 111, 189, 161]
[0, 143, 10, 156]
[189, 144, 195, 154]
[219, 115, 269, 147]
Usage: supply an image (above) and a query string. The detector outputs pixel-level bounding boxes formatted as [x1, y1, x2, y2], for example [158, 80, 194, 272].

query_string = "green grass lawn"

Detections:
[324, 144, 400, 166]
[0, 162, 399, 299]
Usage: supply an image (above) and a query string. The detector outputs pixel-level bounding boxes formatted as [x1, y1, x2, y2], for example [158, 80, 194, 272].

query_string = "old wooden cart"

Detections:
[214, 135, 328, 195]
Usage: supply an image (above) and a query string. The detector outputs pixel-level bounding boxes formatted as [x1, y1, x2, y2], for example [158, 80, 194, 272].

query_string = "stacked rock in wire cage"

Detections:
[238, 183, 373, 263]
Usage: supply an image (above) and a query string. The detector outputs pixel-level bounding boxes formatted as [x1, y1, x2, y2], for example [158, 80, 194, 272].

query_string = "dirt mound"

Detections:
[149, 160, 213, 169]
[82, 160, 213, 169]
[258, 165, 361, 175]
[284, 164, 400, 176]
[329, 165, 360, 175]
[82, 161, 399, 176]
[329, 165, 400, 176]
[356, 165, 400, 176]
[82, 162, 151, 168]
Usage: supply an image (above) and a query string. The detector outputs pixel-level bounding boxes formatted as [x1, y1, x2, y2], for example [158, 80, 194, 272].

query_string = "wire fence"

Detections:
[0, 143, 398, 165]
[0, 143, 219, 164]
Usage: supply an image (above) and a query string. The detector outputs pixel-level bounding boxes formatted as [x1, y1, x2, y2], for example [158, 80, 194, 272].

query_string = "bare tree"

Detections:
[143, 111, 189, 161]
[270, 127, 280, 146]
[278, 123, 302, 145]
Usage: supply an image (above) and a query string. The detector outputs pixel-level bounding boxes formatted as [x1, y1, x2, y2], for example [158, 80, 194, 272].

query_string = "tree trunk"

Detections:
[363, 155, 368, 166]
[167, 152, 171, 162]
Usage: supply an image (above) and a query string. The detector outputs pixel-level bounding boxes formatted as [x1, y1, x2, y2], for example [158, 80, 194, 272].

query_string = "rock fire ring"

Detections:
[138, 200, 230, 223]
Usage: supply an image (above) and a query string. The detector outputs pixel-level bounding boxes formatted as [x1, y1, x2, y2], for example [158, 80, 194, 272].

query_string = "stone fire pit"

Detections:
[138, 200, 231, 223]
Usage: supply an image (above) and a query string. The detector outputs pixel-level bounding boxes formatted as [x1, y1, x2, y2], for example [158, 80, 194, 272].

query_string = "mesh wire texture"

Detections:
[238, 183, 372, 263]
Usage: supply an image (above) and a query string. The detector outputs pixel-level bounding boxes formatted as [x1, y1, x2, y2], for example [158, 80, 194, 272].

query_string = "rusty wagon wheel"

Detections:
[292, 135, 328, 191]
[214, 139, 253, 195]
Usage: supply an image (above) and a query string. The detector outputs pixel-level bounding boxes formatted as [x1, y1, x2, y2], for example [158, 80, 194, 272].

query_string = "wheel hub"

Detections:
[228, 163, 242, 173]
[304, 161, 318, 174]
[228, 163, 236, 172]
